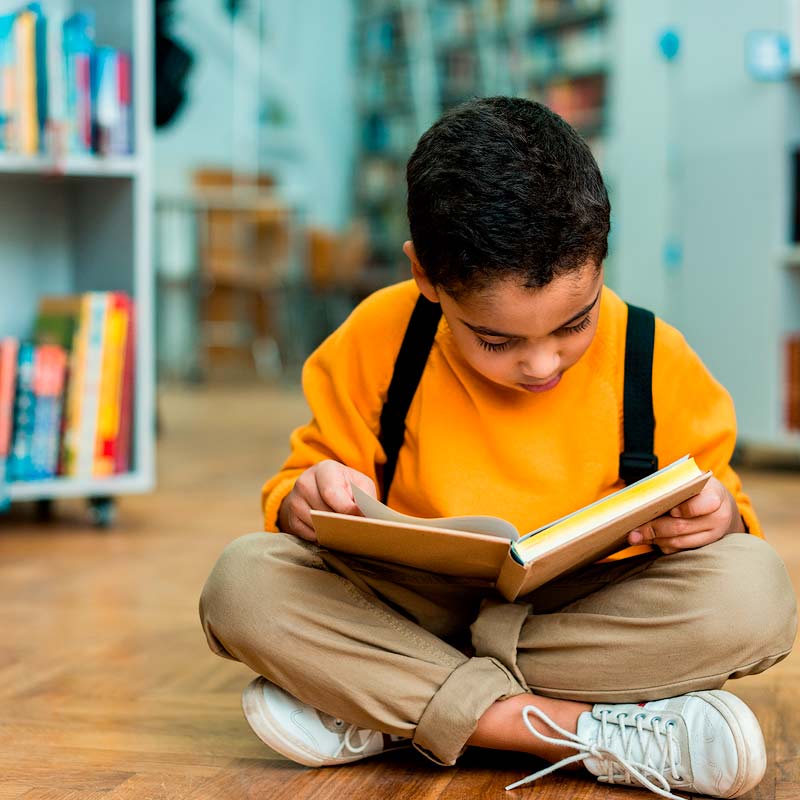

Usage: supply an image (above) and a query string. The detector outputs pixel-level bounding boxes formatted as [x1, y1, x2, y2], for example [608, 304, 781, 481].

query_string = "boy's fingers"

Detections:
[670, 492, 722, 519]
[629, 514, 705, 544]
[657, 529, 716, 553]
[315, 461, 359, 513]
[347, 469, 378, 500]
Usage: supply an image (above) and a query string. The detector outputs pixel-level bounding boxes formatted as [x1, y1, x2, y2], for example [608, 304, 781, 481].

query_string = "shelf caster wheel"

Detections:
[89, 496, 116, 529]
[35, 498, 55, 521]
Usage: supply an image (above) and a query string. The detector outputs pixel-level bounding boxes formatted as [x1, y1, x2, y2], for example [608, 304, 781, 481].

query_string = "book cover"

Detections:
[8, 343, 37, 481]
[311, 456, 712, 601]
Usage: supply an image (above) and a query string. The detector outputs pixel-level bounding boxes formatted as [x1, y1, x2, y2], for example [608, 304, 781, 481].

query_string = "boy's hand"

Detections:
[278, 460, 378, 542]
[627, 477, 743, 554]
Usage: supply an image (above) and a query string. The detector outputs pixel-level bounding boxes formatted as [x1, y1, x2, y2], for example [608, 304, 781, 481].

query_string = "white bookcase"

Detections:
[0, 0, 154, 514]
[607, 0, 800, 455]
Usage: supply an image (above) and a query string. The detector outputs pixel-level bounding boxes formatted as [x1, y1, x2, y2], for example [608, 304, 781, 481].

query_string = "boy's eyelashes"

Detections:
[474, 315, 593, 351]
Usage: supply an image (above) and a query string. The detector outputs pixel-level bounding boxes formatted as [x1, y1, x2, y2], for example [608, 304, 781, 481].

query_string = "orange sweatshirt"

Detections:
[262, 281, 762, 554]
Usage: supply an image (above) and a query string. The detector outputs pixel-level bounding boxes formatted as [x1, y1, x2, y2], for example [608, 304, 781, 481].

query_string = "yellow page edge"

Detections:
[512, 455, 699, 563]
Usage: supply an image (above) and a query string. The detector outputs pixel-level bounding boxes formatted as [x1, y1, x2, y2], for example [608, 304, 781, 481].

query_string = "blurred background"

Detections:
[2, 4, 800, 795]
[0, 0, 799, 522]
[151, 0, 800, 458]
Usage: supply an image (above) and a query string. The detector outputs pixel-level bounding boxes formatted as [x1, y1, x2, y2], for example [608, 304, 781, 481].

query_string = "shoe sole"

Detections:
[689, 689, 767, 798]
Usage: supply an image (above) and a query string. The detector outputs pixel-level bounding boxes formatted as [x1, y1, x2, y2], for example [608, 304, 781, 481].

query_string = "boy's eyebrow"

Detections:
[461, 288, 603, 339]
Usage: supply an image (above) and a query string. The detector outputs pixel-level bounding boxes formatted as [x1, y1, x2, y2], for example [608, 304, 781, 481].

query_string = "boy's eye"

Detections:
[559, 316, 592, 336]
[477, 337, 512, 352]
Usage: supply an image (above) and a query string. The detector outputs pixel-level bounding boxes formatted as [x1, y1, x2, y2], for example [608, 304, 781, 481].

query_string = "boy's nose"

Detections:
[518, 349, 559, 381]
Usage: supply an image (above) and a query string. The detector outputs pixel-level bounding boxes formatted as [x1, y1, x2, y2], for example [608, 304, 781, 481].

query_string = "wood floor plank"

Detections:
[0, 385, 797, 800]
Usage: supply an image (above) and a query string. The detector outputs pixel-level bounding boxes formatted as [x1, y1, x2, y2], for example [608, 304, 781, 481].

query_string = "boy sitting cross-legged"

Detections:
[200, 97, 797, 799]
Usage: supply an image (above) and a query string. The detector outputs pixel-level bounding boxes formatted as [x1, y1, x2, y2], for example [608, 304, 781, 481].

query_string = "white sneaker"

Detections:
[242, 677, 410, 767]
[506, 690, 766, 800]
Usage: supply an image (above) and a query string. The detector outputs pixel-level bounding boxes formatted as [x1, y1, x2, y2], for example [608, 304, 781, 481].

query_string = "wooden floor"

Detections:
[1, 385, 798, 800]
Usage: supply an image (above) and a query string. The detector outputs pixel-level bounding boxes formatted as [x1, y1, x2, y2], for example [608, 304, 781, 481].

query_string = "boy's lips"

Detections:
[519, 374, 562, 392]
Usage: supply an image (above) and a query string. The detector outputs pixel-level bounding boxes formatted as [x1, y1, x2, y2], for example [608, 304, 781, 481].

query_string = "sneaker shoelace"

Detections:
[505, 704, 687, 800]
[331, 718, 374, 758]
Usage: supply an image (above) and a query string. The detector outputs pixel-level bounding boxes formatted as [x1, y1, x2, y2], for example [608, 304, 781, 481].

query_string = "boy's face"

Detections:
[406, 243, 603, 394]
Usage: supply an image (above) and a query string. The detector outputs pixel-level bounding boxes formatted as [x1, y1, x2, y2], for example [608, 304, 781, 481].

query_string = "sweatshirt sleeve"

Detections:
[261, 283, 418, 531]
[652, 320, 762, 537]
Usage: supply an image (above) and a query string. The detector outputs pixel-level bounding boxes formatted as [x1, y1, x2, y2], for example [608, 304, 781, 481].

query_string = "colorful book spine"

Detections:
[63, 11, 94, 155]
[114, 51, 132, 155]
[74, 293, 107, 478]
[0, 14, 15, 152]
[8, 342, 36, 481]
[29, 344, 67, 480]
[61, 294, 91, 476]
[94, 292, 129, 476]
[0, 338, 19, 508]
[115, 297, 135, 474]
[31, 3, 48, 149]
[91, 46, 117, 156]
[14, 8, 38, 155]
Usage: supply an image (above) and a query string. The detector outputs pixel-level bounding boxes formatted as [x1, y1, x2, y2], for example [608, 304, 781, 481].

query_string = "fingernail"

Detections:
[630, 530, 642, 544]
[670, 508, 680, 517]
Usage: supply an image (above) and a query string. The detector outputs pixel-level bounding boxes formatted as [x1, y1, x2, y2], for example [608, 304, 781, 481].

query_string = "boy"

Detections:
[200, 98, 797, 799]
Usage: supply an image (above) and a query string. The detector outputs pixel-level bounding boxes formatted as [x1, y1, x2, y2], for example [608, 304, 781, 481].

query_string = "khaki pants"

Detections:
[200, 532, 797, 765]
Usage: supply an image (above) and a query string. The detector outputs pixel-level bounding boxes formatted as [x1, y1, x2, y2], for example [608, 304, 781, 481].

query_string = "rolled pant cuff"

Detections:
[412, 656, 527, 766]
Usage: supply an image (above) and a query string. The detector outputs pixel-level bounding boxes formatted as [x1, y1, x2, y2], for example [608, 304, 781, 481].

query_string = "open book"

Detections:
[310, 455, 712, 601]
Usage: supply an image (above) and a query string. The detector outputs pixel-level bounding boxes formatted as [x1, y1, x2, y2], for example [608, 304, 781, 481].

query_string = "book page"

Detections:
[352, 484, 520, 542]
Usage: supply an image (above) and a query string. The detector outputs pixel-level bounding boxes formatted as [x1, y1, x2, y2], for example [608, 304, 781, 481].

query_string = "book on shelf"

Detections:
[0, 338, 19, 507]
[0, 4, 133, 159]
[7, 342, 36, 481]
[310, 455, 711, 601]
[0, 292, 136, 499]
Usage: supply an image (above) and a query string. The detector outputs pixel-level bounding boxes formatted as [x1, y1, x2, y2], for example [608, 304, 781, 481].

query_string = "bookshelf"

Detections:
[0, 0, 153, 523]
[353, 0, 612, 277]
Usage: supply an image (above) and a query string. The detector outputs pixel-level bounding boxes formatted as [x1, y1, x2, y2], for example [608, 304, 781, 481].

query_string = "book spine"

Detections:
[114, 51, 132, 156]
[63, 12, 94, 155]
[75, 292, 107, 478]
[0, 338, 19, 508]
[94, 292, 128, 477]
[114, 296, 135, 474]
[34, 6, 47, 151]
[14, 9, 37, 155]
[60, 294, 90, 476]
[29, 345, 67, 479]
[29, 344, 51, 479]
[45, 8, 65, 157]
[8, 343, 37, 482]
[0, 14, 16, 153]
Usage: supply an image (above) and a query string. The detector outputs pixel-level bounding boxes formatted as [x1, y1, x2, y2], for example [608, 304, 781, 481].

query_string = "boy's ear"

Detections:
[403, 241, 439, 304]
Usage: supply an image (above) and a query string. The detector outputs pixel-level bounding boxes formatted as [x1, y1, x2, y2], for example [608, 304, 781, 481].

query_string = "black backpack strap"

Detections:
[378, 295, 442, 502]
[619, 303, 659, 485]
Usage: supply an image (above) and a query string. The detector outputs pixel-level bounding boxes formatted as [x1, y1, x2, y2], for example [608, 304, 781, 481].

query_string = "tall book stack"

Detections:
[0, 3, 134, 158]
[0, 292, 135, 502]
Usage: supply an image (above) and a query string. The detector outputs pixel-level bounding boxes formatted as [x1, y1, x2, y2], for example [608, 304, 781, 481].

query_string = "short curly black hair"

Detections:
[406, 97, 610, 297]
